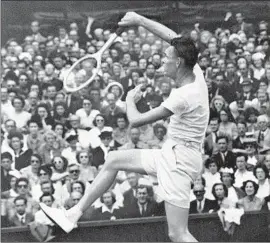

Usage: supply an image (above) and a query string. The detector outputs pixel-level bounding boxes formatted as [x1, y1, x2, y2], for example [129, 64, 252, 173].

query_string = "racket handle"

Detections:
[115, 27, 125, 36]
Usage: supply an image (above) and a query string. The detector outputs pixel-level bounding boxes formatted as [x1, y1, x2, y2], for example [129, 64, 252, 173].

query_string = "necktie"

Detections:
[21, 216, 25, 224]
[134, 144, 138, 149]
[197, 201, 202, 213]
[259, 131, 264, 143]
[142, 205, 146, 216]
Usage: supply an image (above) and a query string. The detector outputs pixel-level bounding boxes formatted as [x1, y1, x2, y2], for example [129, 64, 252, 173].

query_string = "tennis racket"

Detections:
[63, 27, 125, 93]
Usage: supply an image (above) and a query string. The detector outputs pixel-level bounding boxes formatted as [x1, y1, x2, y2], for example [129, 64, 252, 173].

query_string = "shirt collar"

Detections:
[101, 203, 120, 213]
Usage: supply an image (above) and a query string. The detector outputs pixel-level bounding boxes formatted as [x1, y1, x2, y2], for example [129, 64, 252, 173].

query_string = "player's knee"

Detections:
[104, 151, 118, 170]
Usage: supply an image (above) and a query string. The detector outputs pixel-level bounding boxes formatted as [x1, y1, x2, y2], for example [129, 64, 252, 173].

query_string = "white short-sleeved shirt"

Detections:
[161, 64, 209, 146]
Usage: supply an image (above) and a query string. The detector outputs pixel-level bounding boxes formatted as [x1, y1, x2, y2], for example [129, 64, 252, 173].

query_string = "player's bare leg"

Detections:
[40, 150, 146, 232]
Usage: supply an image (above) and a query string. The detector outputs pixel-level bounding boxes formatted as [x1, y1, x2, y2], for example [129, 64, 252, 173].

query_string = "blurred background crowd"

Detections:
[1, 7, 270, 228]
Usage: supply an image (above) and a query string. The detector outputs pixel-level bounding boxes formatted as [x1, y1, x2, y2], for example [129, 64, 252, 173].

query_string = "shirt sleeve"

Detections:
[161, 89, 189, 115]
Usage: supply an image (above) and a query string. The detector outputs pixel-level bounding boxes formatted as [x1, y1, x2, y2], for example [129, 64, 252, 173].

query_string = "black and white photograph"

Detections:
[1, 1, 270, 242]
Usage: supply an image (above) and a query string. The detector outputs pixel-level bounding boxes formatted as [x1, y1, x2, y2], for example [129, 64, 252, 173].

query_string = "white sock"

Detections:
[67, 204, 83, 223]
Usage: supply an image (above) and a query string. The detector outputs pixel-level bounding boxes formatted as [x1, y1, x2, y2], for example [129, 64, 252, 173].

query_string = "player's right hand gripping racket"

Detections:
[63, 27, 125, 93]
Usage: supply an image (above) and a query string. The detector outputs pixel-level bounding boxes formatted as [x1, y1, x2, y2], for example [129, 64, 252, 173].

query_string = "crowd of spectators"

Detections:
[1, 11, 270, 229]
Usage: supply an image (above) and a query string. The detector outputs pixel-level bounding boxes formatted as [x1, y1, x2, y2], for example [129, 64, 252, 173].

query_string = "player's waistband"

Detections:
[175, 139, 202, 151]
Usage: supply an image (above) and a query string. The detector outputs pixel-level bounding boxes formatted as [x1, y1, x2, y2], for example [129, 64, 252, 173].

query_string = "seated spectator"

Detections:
[101, 93, 125, 128]
[264, 154, 270, 174]
[147, 123, 167, 149]
[38, 130, 64, 165]
[5, 131, 33, 171]
[138, 124, 155, 144]
[88, 114, 113, 149]
[5, 178, 39, 220]
[5, 96, 31, 131]
[218, 108, 238, 141]
[232, 121, 248, 153]
[62, 134, 82, 165]
[244, 107, 260, 132]
[220, 167, 245, 205]
[122, 185, 161, 218]
[20, 154, 42, 187]
[212, 183, 236, 210]
[112, 113, 129, 147]
[253, 164, 270, 200]
[77, 150, 98, 184]
[25, 119, 44, 153]
[237, 180, 264, 211]
[123, 172, 140, 206]
[64, 180, 86, 209]
[34, 193, 55, 226]
[234, 154, 257, 188]
[203, 158, 221, 200]
[229, 97, 252, 121]
[204, 117, 221, 156]
[31, 103, 55, 130]
[209, 95, 228, 122]
[255, 115, 270, 149]
[65, 115, 91, 149]
[189, 183, 217, 214]
[1, 173, 19, 200]
[1, 152, 16, 192]
[212, 135, 236, 169]
[91, 190, 123, 221]
[50, 156, 69, 183]
[75, 96, 100, 130]
[119, 127, 149, 150]
[8, 196, 34, 227]
[53, 101, 70, 125]
[53, 122, 67, 140]
[92, 131, 117, 169]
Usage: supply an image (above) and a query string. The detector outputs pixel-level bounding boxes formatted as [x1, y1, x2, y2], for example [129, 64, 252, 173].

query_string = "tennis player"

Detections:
[40, 12, 209, 242]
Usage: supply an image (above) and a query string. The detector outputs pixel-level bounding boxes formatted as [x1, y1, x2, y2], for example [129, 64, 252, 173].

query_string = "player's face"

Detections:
[162, 46, 178, 80]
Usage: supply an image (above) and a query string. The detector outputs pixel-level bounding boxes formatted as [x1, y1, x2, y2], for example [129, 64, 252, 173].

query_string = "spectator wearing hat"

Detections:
[255, 115, 270, 147]
[62, 134, 81, 165]
[65, 115, 91, 149]
[240, 77, 256, 101]
[92, 130, 116, 169]
[252, 52, 266, 81]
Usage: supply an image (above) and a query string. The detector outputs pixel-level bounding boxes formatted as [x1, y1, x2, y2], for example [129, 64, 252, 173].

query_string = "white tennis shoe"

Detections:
[40, 203, 81, 233]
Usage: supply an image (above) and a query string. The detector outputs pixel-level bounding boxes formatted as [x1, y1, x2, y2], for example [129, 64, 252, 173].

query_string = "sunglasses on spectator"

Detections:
[194, 190, 205, 194]
[19, 78, 27, 81]
[83, 103, 91, 106]
[66, 44, 73, 47]
[70, 170, 79, 174]
[80, 155, 88, 158]
[54, 160, 63, 163]
[96, 119, 104, 122]
[18, 184, 27, 188]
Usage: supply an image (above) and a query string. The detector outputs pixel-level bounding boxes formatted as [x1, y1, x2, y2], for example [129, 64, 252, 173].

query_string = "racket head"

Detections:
[63, 53, 101, 93]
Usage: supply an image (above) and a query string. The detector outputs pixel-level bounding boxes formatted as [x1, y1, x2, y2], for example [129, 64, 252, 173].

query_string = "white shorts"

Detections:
[140, 139, 203, 209]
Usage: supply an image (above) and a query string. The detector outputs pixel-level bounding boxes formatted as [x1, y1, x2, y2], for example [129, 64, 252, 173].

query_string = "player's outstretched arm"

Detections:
[118, 12, 178, 43]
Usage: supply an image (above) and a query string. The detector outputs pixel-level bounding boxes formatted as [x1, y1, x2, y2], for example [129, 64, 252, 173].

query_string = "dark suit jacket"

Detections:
[232, 136, 245, 150]
[90, 206, 123, 221]
[121, 200, 161, 219]
[231, 22, 254, 37]
[123, 188, 137, 207]
[1, 168, 12, 192]
[189, 199, 218, 214]
[66, 95, 83, 114]
[14, 149, 33, 171]
[92, 145, 116, 169]
[261, 195, 270, 212]
[101, 105, 124, 128]
[212, 151, 236, 170]
[204, 132, 220, 156]
[8, 213, 34, 227]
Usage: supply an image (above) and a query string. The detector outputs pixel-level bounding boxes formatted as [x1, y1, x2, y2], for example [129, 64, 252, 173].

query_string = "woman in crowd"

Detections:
[253, 163, 270, 200]
[77, 150, 98, 184]
[237, 180, 264, 211]
[212, 183, 236, 210]
[88, 114, 113, 149]
[53, 101, 70, 124]
[112, 113, 129, 147]
[209, 95, 228, 121]
[50, 155, 69, 183]
[104, 82, 126, 111]
[32, 103, 55, 130]
[64, 181, 86, 209]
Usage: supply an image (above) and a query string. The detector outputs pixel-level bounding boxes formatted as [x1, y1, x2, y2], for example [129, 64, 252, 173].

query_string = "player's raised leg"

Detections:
[165, 202, 198, 242]
[40, 149, 147, 233]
